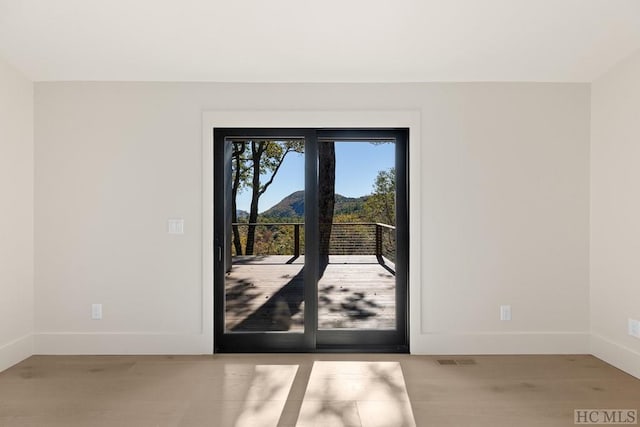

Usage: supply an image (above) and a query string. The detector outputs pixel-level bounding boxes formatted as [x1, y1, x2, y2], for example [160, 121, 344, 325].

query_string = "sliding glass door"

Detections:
[213, 128, 408, 352]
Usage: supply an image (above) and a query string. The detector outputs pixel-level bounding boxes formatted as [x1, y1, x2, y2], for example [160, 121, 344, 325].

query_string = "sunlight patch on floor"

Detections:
[296, 361, 416, 427]
[229, 365, 299, 427]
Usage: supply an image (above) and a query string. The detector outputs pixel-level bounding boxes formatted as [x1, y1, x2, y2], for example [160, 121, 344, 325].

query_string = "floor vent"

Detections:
[437, 359, 476, 366]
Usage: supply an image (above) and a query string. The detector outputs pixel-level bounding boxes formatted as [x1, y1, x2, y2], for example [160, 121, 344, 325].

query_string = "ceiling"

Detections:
[1, 0, 640, 82]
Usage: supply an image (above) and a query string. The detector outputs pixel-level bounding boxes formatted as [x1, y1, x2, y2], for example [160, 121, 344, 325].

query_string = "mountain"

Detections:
[261, 191, 306, 217]
[260, 190, 367, 218]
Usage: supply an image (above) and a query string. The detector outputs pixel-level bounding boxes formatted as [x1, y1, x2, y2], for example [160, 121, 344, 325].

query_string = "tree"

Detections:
[364, 167, 396, 262]
[364, 167, 396, 226]
[233, 139, 304, 255]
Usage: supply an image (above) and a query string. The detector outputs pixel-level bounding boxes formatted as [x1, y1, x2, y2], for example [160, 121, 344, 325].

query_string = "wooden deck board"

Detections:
[225, 255, 396, 331]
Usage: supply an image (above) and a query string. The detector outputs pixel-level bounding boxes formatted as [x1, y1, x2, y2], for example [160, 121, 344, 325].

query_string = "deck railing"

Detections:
[231, 222, 396, 262]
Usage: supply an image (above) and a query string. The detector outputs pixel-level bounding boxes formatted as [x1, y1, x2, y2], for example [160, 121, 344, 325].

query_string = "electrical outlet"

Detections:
[500, 305, 512, 321]
[167, 218, 184, 234]
[91, 304, 102, 320]
[628, 318, 640, 338]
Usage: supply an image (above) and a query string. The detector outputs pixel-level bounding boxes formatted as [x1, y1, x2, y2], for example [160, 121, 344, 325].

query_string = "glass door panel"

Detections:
[223, 138, 306, 333]
[317, 139, 397, 330]
[214, 128, 314, 352]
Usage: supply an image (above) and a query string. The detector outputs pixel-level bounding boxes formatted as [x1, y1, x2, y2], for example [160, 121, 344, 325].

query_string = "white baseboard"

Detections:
[410, 332, 590, 355]
[35, 331, 589, 356]
[591, 333, 640, 380]
[18, 331, 640, 382]
[34, 333, 213, 355]
[0, 334, 33, 372]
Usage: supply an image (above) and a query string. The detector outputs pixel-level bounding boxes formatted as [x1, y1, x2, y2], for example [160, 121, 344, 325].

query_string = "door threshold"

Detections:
[314, 344, 409, 354]
[215, 345, 409, 354]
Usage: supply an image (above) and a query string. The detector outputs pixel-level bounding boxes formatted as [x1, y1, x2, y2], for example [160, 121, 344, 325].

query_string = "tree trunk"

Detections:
[231, 142, 244, 255]
[231, 194, 242, 255]
[318, 141, 336, 270]
[245, 141, 263, 255]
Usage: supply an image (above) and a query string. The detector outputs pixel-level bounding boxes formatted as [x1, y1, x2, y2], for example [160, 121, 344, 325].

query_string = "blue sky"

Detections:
[235, 141, 395, 213]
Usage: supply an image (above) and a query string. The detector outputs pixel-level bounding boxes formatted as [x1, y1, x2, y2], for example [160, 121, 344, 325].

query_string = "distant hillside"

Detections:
[261, 191, 306, 217]
[260, 191, 367, 218]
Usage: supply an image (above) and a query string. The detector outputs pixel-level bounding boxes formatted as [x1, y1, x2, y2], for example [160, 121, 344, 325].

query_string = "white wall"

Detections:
[591, 49, 640, 378]
[0, 58, 34, 370]
[34, 82, 590, 354]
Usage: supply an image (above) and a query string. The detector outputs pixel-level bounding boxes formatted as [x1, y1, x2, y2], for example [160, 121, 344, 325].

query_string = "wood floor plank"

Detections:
[1, 354, 639, 427]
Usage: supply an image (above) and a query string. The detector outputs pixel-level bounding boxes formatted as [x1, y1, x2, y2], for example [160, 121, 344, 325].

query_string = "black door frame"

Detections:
[213, 127, 409, 353]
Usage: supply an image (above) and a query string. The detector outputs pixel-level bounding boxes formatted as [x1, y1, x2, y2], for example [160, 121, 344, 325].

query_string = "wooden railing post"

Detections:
[294, 224, 300, 257]
[375, 224, 382, 258]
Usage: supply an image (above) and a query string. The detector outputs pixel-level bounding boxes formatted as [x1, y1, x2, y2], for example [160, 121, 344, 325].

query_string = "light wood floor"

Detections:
[1, 354, 639, 426]
[225, 255, 396, 331]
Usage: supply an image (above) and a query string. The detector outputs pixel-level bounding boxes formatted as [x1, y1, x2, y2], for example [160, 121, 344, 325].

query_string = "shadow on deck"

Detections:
[225, 255, 396, 332]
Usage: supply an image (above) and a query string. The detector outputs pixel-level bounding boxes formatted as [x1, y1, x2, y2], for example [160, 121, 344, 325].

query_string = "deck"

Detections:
[225, 255, 396, 332]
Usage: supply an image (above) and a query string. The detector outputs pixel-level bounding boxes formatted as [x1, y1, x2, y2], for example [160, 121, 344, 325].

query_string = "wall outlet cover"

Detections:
[168, 218, 185, 234]
[91, 303, 102, 320]
[500, 305, 512, 321]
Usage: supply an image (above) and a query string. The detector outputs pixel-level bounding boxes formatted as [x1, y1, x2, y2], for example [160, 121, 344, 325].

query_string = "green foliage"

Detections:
[363, 167, 396, 226]
[333, 213, 363, 223]
[231, 218, 305, 256]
